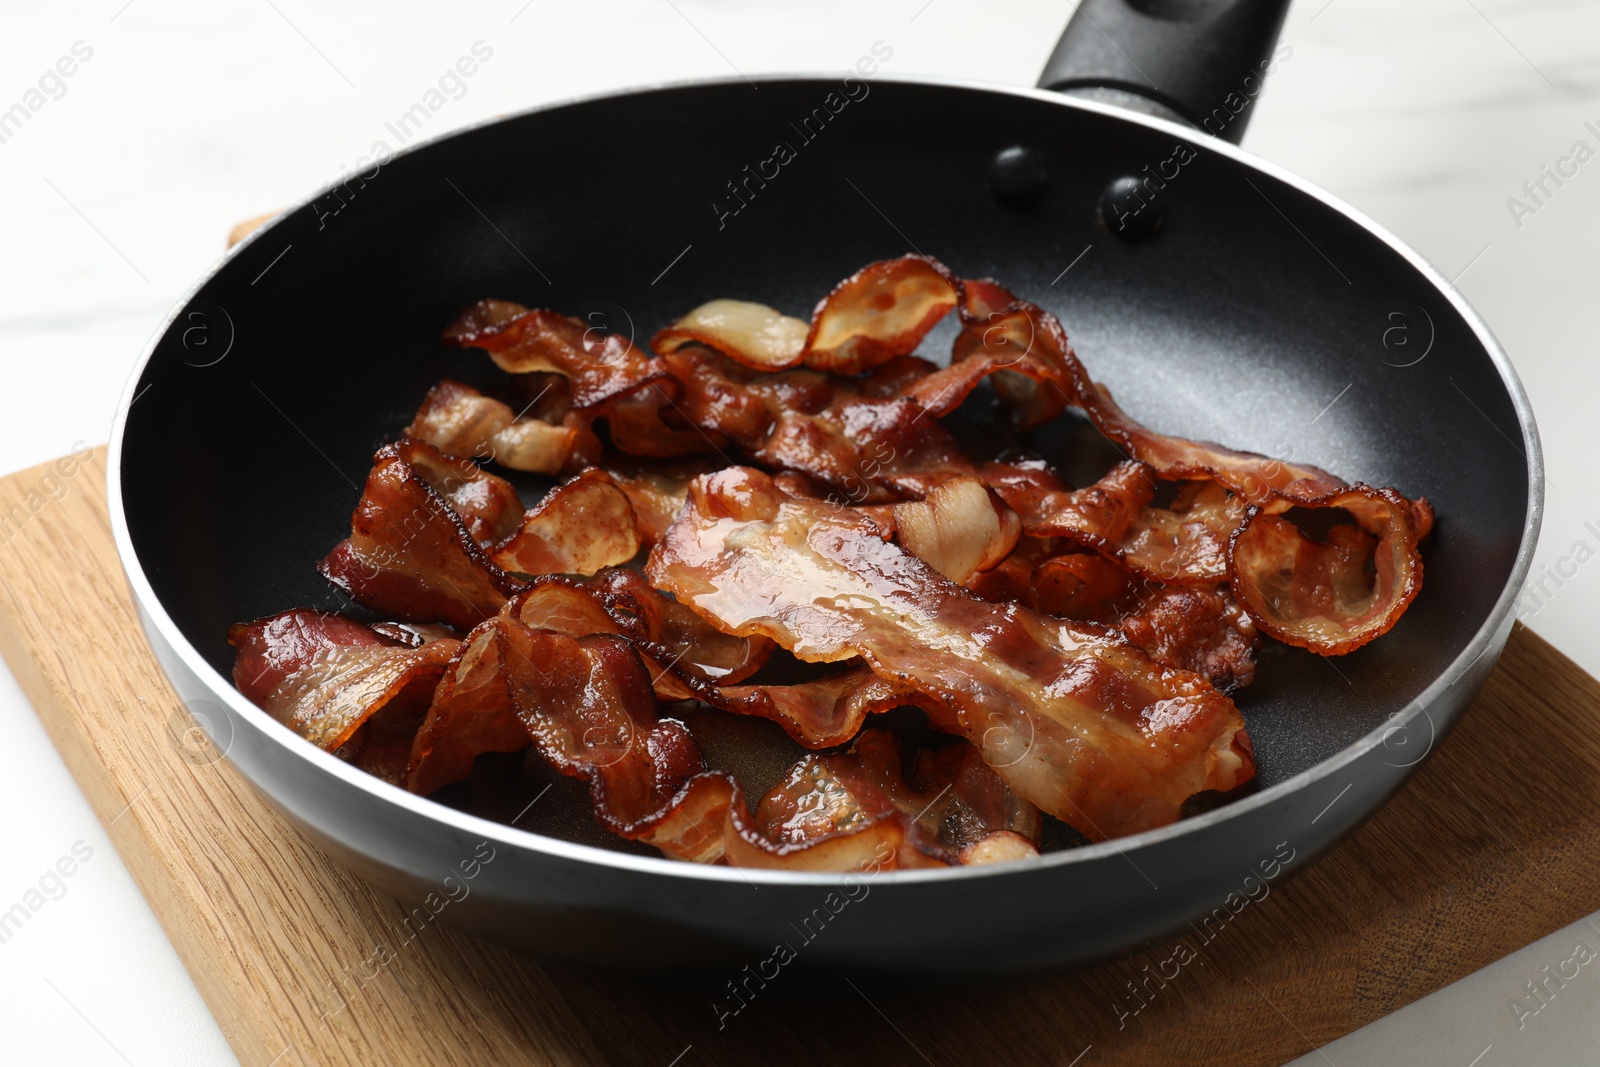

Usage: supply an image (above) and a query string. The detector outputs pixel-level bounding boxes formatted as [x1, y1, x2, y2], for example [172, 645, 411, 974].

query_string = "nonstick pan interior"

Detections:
[120, 77, 1531, 861]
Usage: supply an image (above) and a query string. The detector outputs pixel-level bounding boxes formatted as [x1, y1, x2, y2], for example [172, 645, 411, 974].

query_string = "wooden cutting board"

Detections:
[1, 447, 1595, 1067]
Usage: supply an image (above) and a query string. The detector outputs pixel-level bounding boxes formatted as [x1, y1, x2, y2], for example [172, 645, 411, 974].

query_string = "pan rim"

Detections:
[108, 71, 1544, 888]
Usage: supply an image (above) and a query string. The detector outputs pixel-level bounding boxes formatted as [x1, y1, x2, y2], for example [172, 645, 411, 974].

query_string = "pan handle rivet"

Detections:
[988, 145, 1049, 210]
[1099, 176, 1166, 243]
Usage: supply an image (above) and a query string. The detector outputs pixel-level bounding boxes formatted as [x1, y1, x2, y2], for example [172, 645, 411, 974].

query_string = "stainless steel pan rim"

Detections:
[107, 72, 1545, 889]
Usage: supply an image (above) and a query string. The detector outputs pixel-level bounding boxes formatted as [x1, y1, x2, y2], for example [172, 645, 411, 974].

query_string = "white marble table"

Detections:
[1, 1, 1594, 1063]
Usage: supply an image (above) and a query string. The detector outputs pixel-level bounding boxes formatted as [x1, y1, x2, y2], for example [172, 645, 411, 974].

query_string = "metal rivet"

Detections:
[988, 145, 1049, 210]
[1099, 175, 1166, 243]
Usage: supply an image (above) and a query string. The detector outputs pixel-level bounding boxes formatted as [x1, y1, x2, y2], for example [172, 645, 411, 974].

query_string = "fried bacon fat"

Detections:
[229, 256, 1431, 869]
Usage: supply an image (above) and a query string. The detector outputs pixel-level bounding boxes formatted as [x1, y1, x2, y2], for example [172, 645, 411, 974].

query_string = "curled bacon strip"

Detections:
[498, 626, 718, 860]
[647, 467, 1255, 841]
[503, 578, 694, 702]
[230, 609, 460, 752]
[605, 460, 715, 547]
[1120, 479, 1248, 585]
[691, 666, 924, 749]
[724, 729, 1040, 869]
[902, 282, 1073, 428]
[800, 255, 960, 375]
[444, 301, 672, 410]
[491, 469, 641, 577]
[586, 567, 772, 684]
[890, 476, 1020, 584]
[319, 440, 524, 630]
[1230, 485, 1426, 655]
[1119, 585, 1258, 693]
[661, 345, 975, 502]
[404, 615, 529, 796]
[398, 436, 523, 547]
[653, 299, 810, 371]
[406, 380, 579, 476]
[407, 613, 727, 862]
[983, 460, 1153, 552]
[1077, 382, 1346, 508]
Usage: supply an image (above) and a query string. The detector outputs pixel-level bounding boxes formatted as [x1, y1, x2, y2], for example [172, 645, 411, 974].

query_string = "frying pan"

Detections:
[110, 0, 1541, 976]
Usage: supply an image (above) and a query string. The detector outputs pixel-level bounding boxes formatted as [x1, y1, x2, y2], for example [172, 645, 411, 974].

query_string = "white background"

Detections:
[0, 1, 1595, 1063]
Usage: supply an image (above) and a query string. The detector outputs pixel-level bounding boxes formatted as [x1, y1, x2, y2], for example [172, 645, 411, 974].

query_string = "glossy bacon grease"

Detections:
[230, 255, 1432, 869]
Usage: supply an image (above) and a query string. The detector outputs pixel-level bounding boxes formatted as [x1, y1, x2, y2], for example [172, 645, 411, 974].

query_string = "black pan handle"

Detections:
[1038, 0, 1292, 144]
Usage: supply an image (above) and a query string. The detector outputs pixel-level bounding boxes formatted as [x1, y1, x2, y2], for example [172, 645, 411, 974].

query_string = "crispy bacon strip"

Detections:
[586, 567, 773, 685]
[983, 461, 1255, 587]
[653, 299, 810, 371]
[491, 469, 641, 577]
[1026, 550, 1139, 624]
[1119, 585, 1258, 693]
[801, 255, 960, 375]
[983, 460, 1154, 552]
[890, 476, 1020, 584]
[405, 616, 529, 795]
[503, 579, 694, 702]
[901, 283, 1073, 428]
[406, 380, 578, 475]
[229, 609, 459, 752]
[1230, 485, 1426, 655]
[661, 345, 975, 502]
[406, 613, 726, 861]
[444, 301, 672, 410]
[692, 667, 923, 749]
[1120, 479, 1248, 585]
[647, 467, 1255, 841]
[965, 546, 1256, 690]
[724, 729, 1040, 869]
[498, 570, 772, 698]
[496, 625, 718, 858]
[1076, 382, 1346, 507]
[605, 461, 715, 547]
[400, 436, 523, 546]
[319, 440, 524, 630]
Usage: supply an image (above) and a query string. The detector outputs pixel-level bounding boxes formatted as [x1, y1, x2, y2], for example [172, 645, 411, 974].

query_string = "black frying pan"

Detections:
[111, 0, 1540, 976]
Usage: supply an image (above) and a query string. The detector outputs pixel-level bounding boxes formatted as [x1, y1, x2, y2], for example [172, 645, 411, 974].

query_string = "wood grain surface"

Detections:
[0, 447, 1594, 1067]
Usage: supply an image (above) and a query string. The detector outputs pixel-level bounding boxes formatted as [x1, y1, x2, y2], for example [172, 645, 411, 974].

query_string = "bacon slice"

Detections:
[1119, 479, 1248, 585]
[724, 729, 1040, 869]
[1230, 485, 1426, 655]
[503, 579, 694, 702]
[692, 666, 923, 749]
[1026, 550, 1139, 624]
[983, 460, 1154, 552]
[647, 467, 1255, 841]
[403, 612, 726, 861]
[800, 255, 960, 375]
[319, 440, 524, 630]
[444, 301, 672, 410]
[605, 460, 715, 547]
[229, 609, 459, 752]
[406, 379, 578, 475]
[404, 617, 529, 795]
[586, 567, 773, 685]
[653, 299, 809, 371]
[1119, 585, 1258, 693]
[1078, 383, 1346, 507]
[491, 469, 641, 577]
[982, 461, 1254, 587]
[662, 345, 975, 502]
[498, 624, 722, 861]
[400, 436, 523, 546]
[901, 284, 1074, 428]
[890, 476, 1020, 584]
